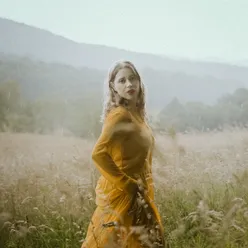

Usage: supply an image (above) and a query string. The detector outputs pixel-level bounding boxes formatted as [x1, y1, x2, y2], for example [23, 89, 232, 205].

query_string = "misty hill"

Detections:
[1, 17, 248, 112]
[0, 54, 246, 113]
[1, 61, 248, 137]
[1, 17, 248, 84]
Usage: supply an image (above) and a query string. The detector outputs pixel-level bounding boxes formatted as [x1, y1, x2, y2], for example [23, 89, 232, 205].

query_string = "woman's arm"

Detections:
[91, 107, 138, 195]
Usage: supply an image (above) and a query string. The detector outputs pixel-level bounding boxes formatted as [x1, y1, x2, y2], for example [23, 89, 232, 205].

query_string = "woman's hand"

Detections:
[127, 179, 148, 217]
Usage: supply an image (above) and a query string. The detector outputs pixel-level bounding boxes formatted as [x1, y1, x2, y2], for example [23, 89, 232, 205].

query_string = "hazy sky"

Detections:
[0, 0, 248, 64]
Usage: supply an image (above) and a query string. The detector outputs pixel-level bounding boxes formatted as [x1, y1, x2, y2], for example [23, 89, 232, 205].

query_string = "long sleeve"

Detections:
[147, 138, 155, 200]
[91, 107, 138, 195]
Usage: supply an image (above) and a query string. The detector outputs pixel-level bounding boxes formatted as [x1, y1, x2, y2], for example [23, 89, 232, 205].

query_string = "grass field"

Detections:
[0, 129, 248, 247]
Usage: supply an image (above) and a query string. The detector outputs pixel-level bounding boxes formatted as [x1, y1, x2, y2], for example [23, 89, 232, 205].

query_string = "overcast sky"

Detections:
[0, 0, 247, 64]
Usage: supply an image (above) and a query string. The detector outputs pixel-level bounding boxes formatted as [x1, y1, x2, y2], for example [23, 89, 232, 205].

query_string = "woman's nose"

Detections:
[126, 80, 132, 87]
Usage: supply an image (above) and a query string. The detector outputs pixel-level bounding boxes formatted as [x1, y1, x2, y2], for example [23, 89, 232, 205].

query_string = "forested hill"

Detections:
[0, 54, 246, 112]
[1, 17, 248, 83]
[1, 17, 248, 136]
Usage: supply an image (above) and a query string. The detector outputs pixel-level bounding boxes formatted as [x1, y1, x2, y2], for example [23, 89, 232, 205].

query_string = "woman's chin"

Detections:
[124, 94, 136, 101]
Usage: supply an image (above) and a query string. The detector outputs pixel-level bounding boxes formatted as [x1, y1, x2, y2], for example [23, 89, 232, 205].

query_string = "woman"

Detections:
[81, 61, 165, 248]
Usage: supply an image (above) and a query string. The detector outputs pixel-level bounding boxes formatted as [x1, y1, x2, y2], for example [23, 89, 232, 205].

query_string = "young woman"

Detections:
[81, 61, 165, 248]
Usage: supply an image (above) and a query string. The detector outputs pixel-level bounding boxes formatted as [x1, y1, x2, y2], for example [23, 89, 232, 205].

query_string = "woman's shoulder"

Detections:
[106, 106, 131, 123]
[103, 106, 135, 135]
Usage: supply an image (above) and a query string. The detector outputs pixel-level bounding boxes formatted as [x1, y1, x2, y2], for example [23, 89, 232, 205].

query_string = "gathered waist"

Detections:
[95, 171, 153, 207]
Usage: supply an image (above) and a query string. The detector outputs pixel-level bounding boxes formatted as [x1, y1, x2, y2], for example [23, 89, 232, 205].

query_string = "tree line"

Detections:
[0, 80, 102, 138]
[157, 88, 248, 132]
[1, 80, 248, 137]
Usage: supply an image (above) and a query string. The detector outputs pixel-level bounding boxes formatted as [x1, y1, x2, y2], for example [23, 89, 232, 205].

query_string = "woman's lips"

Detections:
[127, 89, 135, 94]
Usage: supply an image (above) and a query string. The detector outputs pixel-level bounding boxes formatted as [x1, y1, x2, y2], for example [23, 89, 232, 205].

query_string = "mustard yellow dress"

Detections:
[81, 106, 165, 248]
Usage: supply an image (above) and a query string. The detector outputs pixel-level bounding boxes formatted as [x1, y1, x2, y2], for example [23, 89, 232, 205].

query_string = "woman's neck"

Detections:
[126, 100, 138, 113]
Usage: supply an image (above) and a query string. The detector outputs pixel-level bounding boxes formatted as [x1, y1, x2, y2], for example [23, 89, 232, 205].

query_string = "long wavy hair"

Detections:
[101, 60, 147, 123]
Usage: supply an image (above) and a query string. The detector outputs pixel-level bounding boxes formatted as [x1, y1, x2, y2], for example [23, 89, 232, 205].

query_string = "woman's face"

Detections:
[113, 67, 140, 102]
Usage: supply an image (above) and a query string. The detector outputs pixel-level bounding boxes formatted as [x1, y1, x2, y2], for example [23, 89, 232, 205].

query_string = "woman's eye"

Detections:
[119, 78, 125, 83]
[129, 75, 136, 81]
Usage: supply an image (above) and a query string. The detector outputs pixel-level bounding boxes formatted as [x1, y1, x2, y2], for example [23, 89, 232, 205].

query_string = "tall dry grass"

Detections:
[0, 129, 248, 247]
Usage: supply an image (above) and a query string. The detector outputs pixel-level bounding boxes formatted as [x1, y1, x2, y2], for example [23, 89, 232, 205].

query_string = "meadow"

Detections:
[0, 129, 248, 248]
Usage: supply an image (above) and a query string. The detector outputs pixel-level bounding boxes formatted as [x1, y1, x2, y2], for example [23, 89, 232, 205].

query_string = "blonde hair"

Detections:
[101, 60, 147, 122]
